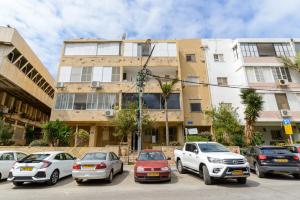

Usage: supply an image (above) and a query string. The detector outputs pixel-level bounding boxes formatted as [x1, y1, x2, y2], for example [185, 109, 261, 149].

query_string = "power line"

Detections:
[149, 74, 300, 93]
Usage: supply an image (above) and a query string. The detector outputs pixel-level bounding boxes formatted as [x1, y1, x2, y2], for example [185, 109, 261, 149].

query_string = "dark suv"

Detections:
[245, 146, 300, 178]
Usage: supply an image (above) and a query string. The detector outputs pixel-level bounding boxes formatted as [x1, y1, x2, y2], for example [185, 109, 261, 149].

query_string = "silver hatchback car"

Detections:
[72, 151, 123, 184]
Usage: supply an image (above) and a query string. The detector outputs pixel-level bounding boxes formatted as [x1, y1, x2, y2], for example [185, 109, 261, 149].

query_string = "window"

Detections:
[272, 67, 292, 82]
[186, 54, 196, 62]
[274, 43, 294, 57]
[185, 143, 197, 152]
[0, 153, 14, 160]
[143, 94, 161, 109]
[271, 130, 284, 140]
[97, 93, 118, 110]
[166, 93, 180, 109]
[257, 43, 276, 57]
[55, 94, 74, 109]
[54, 153, 65, 160]
[70, 67, 82, 82]
[240, 43, 259, 57]
[81, 67, 92, 82]
[74, 94, 87, 110]
[86, 93, 98, 109]
[138, 43, 151, 56]
[233, 46, 239, 59]
[213, 54, 224, 62]
[16, 153, 27, 161]
[190, 103, 201, 112]
[186, 76, 199, 85]
[295, 43, 300, 54]
[275, 93, 290, 110]
[111, 67, 120, 82]
[64, 153, 74, 160]
[217, 77, 228, 86]
[254, 68, 265, 82]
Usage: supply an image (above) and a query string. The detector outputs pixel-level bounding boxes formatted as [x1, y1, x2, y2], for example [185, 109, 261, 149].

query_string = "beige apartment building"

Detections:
[51, 38, 211, 149]
[0, 26, 55, 145]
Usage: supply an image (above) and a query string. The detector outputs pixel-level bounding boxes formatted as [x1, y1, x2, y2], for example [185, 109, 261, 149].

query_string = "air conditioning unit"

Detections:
[56, 82, 64, 88]
[105, 109, 114, 117]
[280, 109, 291, 117]
[277, 79, 288, 86]
[91, 81, 102, 89]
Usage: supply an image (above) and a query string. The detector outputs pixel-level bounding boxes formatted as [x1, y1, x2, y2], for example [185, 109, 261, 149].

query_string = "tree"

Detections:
[280, 54, 300, 72]
[25, 126, 35, 145]
[113, 103, 153, 150]
[73, 129, 89, 147]
[240, 89, 264, 146]
[0, 119, 13, 146]
[156, 78, 178, 146]
[206, 104, 244, 146]
[42, 120, 71, 146]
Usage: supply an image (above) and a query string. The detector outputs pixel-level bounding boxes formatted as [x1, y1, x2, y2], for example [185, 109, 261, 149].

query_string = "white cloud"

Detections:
[0, 0, 300, 78]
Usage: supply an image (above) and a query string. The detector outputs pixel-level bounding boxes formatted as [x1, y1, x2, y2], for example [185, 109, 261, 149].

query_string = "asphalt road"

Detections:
[1, 166, 300, 200]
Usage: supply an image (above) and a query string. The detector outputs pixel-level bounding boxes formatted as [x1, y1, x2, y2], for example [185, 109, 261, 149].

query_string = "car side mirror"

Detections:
[167, 157, 171, 160]
[194, 149, 199, 154]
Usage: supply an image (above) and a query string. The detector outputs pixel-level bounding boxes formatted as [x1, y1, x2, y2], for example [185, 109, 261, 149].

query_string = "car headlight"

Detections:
[207, 157, 223, 164]
[161, 167, 170, 172]
[136, 166, 144, 172]
[243, 158, 247, 163]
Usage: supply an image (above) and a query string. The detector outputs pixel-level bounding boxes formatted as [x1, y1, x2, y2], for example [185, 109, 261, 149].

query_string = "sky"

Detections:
[0, 0, 300, 78]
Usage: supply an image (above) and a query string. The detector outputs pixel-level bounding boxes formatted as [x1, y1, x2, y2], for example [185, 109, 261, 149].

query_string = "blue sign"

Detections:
[283, 119, 291, 125]
[187, 121, 193, 125]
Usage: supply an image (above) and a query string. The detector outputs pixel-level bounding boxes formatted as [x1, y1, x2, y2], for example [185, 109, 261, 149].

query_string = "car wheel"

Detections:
[203, 165, 213, 185]
[75, 179, 83, 184]
[0, 173, 2, 180]
[255, 164, 265, 178]
[237, 177, 247, 184]
[119, 164, 124, 174]
[176, 160, 185, 174]
[13, 182, 23, 186]
[293, 174, 300, 179]
[47, 170, 59, 186]
[107, 171, 113, 183]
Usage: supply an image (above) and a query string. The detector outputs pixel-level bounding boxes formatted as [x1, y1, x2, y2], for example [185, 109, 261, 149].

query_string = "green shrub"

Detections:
[29, 139, 49, 146]
[186, 135, 210, 142]
[251, 132, 264, 146]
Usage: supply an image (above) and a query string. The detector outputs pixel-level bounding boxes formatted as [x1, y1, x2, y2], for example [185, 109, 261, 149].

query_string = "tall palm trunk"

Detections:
[245, 121, 254, 146]
[164, 99, 169, 146]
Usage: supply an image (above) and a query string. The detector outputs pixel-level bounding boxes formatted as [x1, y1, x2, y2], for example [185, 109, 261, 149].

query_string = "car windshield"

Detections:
[19, 154, 50, 163]
[198, 143, 229, 152]
[138, 152, 166, 161]
[261, 148, 292, 155]
[82, 152, 107, 161]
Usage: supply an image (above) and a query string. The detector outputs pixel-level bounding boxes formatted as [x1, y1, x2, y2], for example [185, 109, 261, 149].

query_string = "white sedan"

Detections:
[8, 151, 76, 186]
[0, 151, 27, 180]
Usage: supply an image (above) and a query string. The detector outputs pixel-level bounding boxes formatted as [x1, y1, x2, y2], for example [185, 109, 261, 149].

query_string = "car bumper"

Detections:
[72, 170, 108, 180]
[260, 166, 300, 174]
[7, 171, 50, 182]
[135, 172, 171, 182]
[208, 163, 250, 178]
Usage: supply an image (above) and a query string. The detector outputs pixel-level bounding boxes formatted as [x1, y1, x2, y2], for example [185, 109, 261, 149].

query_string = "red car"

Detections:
[134, 149, 171, 182]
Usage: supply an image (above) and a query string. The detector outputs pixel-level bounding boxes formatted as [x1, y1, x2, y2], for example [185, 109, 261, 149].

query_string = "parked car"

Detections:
[0, 151, 27, 180]
[8, 151, 76, 186]
[245, 146, 300, 178]
[72, 151, 123, 184]
[285, 144, 300, 159]
[134, 150, 171, 182]
[174, 142, 250, 185]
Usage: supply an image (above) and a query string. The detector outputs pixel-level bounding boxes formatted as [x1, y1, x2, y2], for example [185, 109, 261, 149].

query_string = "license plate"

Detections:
[274, 159, 288, 163]
[231, 170, 243, 176]
[147, 172, 159, 177]
[21, 167, 33, 171]
[82, 165, 95, 169]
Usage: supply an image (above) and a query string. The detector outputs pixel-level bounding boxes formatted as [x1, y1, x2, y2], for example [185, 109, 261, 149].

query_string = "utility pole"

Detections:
[136, 39, 155, 153]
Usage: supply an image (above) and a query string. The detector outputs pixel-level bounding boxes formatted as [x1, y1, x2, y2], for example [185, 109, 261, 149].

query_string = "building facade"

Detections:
[203, 38, 300, 144]
[0, 27, 55, 145]
[51, 39, 212, 148]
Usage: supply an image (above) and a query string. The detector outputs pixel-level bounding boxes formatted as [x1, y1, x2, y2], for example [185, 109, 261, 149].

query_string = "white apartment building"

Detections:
[203, 38, 300, 144]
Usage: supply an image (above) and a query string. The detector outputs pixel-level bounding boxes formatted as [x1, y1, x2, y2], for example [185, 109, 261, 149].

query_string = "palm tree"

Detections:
[280, 54, 300, 72]
[156, 78, 178, 146]
[240, 89, 264, 146]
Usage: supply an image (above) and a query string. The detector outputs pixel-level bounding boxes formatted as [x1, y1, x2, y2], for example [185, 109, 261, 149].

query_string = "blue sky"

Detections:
[0, 0, 300, 78]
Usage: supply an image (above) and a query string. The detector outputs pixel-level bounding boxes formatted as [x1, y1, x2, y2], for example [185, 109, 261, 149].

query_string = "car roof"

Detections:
[256, 146, 286, 149]
[189, 142, 217, 144]
[142, 149, 162, 152]
[33, 151, 65, 155]
[0, 150, 23, 153]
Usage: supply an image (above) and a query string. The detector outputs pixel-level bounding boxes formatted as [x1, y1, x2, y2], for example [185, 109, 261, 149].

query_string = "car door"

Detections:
[111, 152, 122, 173]
[181, 143, 191, 167]
[184, 143, 196, 169]
[54, 153, 66, 177]
[189, 143, 200, 171]
[0, 152, 15, 178]
[245, 148, 253, 168]
[64, 153, 75, 175]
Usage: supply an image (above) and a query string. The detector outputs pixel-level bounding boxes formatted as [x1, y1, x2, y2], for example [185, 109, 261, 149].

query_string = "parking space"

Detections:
[0, 165, 299, 200]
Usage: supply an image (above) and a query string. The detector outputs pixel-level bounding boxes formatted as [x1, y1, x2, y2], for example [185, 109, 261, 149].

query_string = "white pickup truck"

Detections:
[174, 142, 250, 185]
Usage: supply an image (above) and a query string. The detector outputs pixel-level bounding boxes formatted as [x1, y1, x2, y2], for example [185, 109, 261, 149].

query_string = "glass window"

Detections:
[169, 127, 177, 142]
[254, 68, 265, 82]
[0, 153, 14, 160]
[111, 67, 120, 82]
[87, 93, 98, 109]
[213, 54, 224, 62]
[82, 152, 107, 161]
[257, 43, 276, 57]
[261, 148, 291, 155]
[81, 67, 92, 82]
[64, 153, 74, 160]
[275, 93, 290, 110]
[70, 67, 82, 82]
[186, 76, 199, 85]
[198, 143, 229, 152]
[98, 93, 118, 110]
[74, 94, 87, 110]
[240, 43, 259, 57]
[54, 153, 65, 160]
[217, 77, 228, 86]
[137, 151, 166, 161]
[19, 154, 50, 163]
[186, 54, 196, 62]
[143, 93, 161, 109]
[190, 103, 201, 112]
[272, 67, 292, 82]
[137, 43, 151, 56]
[55, 93, 74, 110]
[122, 93, 138, 109]
[166, 93, 180, 109]
[16, 153, 27, 161]
[274, 43, 294, 57]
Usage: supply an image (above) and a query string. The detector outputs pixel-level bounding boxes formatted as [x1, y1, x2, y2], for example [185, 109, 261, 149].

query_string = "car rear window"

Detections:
[138, 152, 166, 161]
[261, 148, 291, 155]
[198, 143, 229, 152]
[19, 154, 50, 163]
[82, 153, 107, 161]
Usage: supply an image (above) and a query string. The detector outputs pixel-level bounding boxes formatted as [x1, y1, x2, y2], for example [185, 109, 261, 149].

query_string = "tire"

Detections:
[293, 174, 300, 179]
[0, 173, 2, 180]
[176, 160, 185, 174]
[203, 165, 213, 185]
[47, 170, 59, 186]
[75, 179, 83, 184]
[13, 182, 24, 186]
[255, 164, 265, 178]
[237, 177, 247, 184]
[119, 164, 123, 174]
[107, 171, 113, 183]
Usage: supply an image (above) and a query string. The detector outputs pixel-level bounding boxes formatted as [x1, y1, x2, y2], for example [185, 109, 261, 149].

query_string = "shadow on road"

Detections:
[251, 172, 300, 181]
[0, 179, 9, 185]
[76, 170, 129, 186]
[136, 171, 178, 185]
